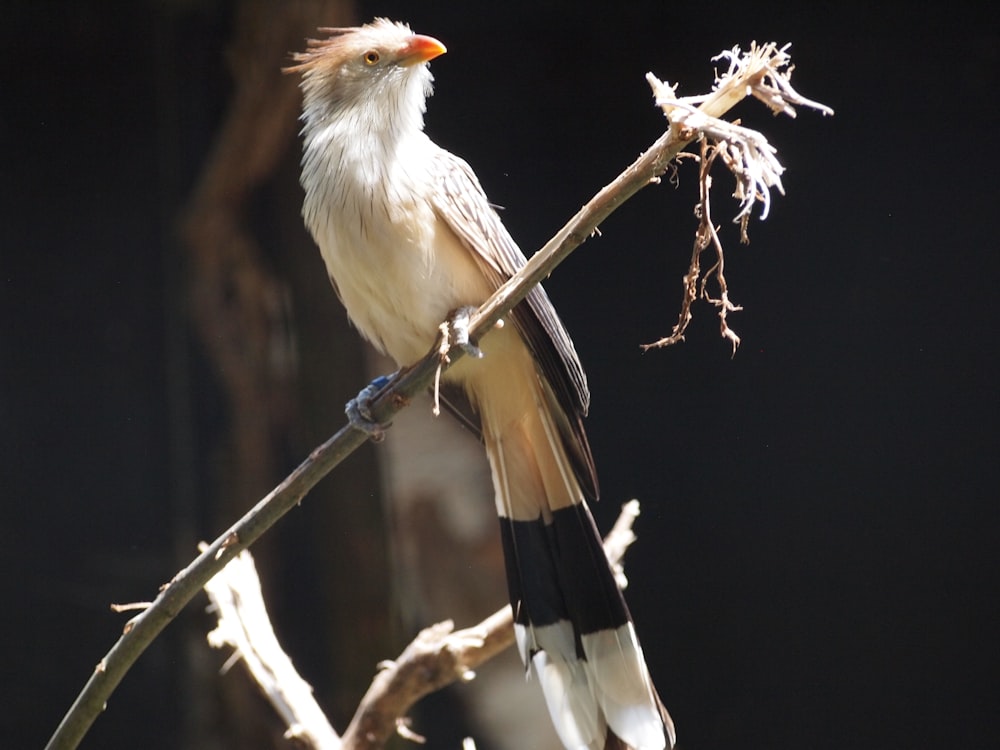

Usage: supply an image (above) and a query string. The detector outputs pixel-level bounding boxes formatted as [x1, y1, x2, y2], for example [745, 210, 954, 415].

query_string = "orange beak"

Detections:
[399, 34, 447, 66]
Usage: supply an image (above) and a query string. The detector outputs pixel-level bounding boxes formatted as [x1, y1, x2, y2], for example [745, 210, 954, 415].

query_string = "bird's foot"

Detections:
[345, 374, 394, 442]
[431, 307, 482, 418]
[443, 305, 484, 360]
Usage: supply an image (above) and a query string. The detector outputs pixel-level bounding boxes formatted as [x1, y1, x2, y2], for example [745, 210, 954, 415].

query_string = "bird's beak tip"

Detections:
[400, 34, 447, 65]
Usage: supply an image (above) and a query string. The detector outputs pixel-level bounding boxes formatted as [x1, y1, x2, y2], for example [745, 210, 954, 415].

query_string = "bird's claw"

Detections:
[345, 375, 394, 442]
[446, 306, 484, 359]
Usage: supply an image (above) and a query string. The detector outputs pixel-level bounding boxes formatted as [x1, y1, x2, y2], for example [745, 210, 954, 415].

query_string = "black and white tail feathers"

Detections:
[499, 502, 674, 750]
[460, 329, 674, 750]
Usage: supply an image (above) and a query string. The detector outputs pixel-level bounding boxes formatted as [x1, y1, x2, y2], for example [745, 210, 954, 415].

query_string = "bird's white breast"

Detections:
[302, 127, 492, 367]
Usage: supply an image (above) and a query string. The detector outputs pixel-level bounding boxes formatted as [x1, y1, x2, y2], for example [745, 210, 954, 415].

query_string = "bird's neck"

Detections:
[299, 72, 432, 205]
[302, 111, 391, 190]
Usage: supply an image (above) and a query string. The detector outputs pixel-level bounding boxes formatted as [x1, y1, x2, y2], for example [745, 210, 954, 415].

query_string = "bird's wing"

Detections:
[428, 147, 598, 500]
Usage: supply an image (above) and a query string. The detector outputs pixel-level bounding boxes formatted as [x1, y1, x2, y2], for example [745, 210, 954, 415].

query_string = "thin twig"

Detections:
[642, 42, 832, 351]
[641, 140, 746, 355]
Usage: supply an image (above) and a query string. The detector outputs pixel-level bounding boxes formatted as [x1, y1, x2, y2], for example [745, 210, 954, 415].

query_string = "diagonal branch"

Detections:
[44, 43, 829, 750]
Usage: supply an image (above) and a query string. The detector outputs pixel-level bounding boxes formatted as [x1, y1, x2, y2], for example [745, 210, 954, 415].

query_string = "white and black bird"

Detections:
[288, 18, 674, 750]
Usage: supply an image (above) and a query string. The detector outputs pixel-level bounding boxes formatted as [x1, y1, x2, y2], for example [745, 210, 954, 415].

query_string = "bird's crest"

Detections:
[283, 18, 412, 75]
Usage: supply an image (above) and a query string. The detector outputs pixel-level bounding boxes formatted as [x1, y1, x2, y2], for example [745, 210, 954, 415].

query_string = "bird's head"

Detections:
[287, 18, 447, 135]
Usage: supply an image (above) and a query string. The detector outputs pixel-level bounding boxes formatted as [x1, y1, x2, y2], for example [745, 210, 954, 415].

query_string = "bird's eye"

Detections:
[363, 50, 380, 66]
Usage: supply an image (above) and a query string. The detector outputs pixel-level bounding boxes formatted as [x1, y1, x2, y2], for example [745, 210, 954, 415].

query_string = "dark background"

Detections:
[3, 1, 997, 749]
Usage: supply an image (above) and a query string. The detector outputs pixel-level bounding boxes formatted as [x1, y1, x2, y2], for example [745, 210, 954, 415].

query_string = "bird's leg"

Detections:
[345, 373, 395, 442]
[430, 306, 485, 417]
[443, 305, 484, 360]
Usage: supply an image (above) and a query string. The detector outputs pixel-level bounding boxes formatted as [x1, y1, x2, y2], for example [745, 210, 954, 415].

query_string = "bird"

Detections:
[287, 18, 674, 750]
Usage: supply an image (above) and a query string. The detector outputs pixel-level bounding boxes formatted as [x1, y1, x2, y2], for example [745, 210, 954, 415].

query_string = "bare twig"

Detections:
[642, 42, 833, 351]
[641, 140, 745, 355]
[45, 44, 829, 750]
[204, 547, 341, 750]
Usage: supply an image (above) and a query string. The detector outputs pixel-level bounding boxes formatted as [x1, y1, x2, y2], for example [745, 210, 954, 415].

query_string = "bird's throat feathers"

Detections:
[298, 60, 435, 226]
[300, 62, 432, 143]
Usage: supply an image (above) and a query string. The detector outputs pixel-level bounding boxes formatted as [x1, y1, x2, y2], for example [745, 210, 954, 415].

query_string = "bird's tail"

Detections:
[478, 367, 675, 750]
